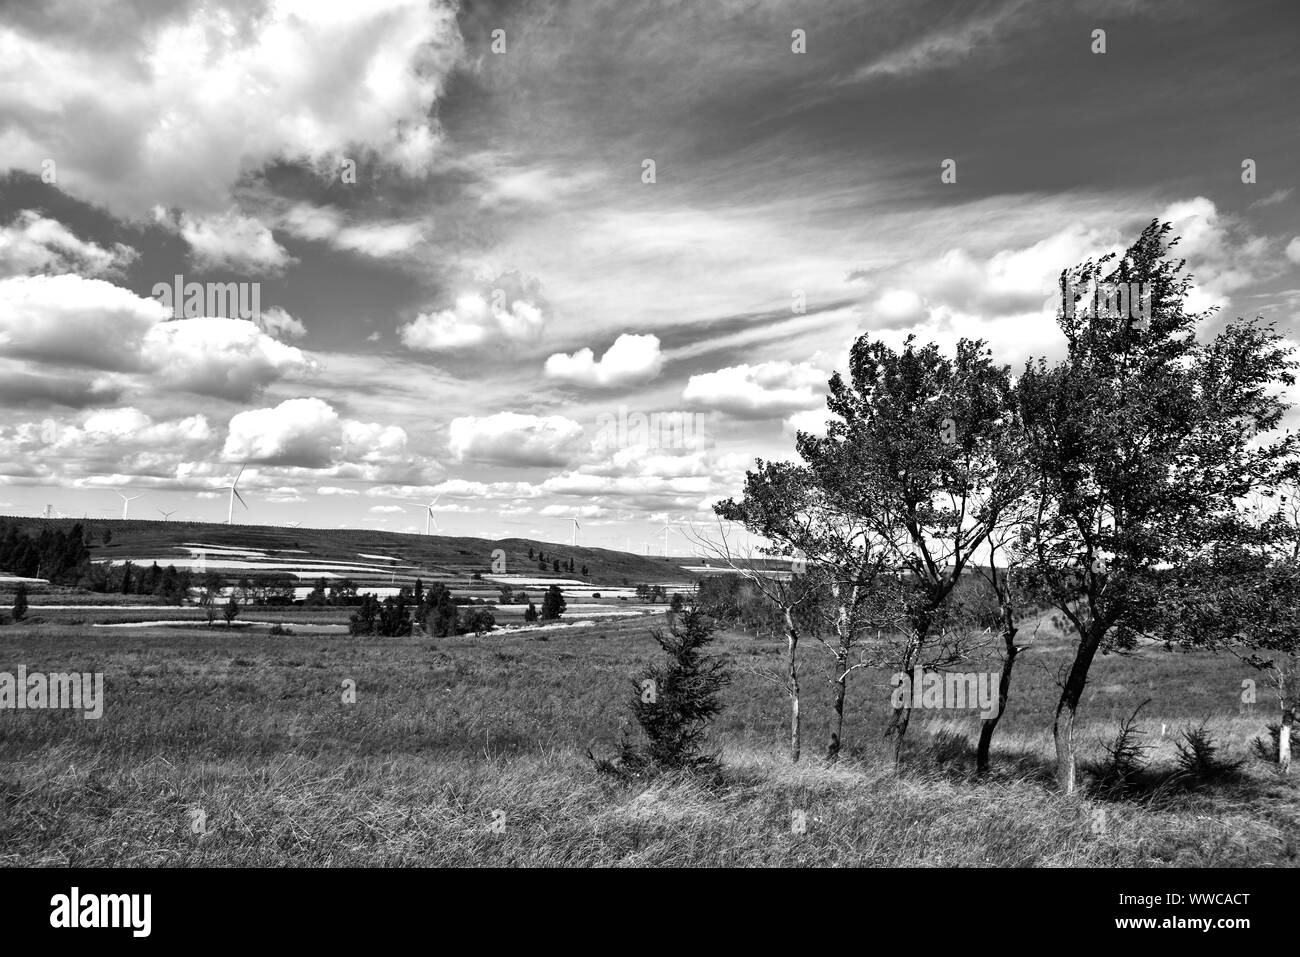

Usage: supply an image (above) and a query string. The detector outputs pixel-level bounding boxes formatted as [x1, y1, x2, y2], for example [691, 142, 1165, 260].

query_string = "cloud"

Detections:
[0, 0, 464, 216]
[1287, 238, 1300, 265]
[370, 504, 405, 513]
[0, 210, 137, 278]
[259, 306, 307, 341]
[448, 412, 585, 467]
[683, 361, 827, 418]
[784, 408, 836, 437]
[221, 397, 408, 470]
[144, 318, 312, 401]
[0, 274, 311, 401]
[156, 208, 294, 274]
[280, 204, 426, 258]
[1250, 188, 1293, 209]
[0, 274, 168, 370]
[399, 292, 545, 352]
[544, 334, 664, 387]
[316, 486, 359, 497]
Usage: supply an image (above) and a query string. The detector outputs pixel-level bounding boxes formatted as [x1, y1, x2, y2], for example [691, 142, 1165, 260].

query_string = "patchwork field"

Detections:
[1, 603, 1296, 867]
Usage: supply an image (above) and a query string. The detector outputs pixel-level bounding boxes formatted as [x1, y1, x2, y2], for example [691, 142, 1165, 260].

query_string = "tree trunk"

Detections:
[827, 654, 846, 763]
[1280, 706, 1293, 774]
[976, 608, 1019, 774]
[1053, 623, 1105, 793]
[785, 609, 800, 763]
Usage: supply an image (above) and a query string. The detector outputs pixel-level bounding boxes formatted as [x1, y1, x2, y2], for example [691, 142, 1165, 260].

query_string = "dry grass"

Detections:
[1, 614, 1297, 866]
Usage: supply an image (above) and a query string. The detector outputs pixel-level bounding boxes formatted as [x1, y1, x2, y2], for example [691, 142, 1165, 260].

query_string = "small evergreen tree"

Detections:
[524, 601, 539, 622]
[12, 582, 28, 622]
[616, 607, 730, 773]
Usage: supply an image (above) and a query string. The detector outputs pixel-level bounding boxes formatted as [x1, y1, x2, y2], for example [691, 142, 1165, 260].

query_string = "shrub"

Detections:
[606, 606, 730, 775]
[1088, 700, 1152, 796]
[1172, 722, 1244, 786]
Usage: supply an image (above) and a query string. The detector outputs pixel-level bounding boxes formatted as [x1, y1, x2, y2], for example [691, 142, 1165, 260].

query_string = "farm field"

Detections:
[1, 608, 1296, 867]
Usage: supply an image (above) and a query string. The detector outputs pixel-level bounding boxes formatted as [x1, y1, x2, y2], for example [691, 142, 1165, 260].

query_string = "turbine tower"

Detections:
[660, 522, 674, 558]
[116, 491, 141, 520]
[219, 465, 247, 525]
[570, 518, 581, 547]
[406, 495, 441, 535]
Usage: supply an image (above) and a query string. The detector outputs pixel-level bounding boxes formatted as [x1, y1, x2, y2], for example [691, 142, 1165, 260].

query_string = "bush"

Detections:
[1172, 722, 1244, 786]
[1088, 701, 1152, 797]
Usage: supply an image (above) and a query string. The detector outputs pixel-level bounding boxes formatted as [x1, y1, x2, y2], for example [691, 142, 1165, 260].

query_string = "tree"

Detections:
[497, 583, 514, 605]
[12, 583, 28, 622]
[513, 590, 528, 604]
[199, 574, 221, 627]
[669, 592, 685, 614]
[528, 546, 535, 559]
[552, 559, 561, 574]
[102, 528, 112, 546]
[524, 601, 539, 622]
[1019, 220, 1296, 792]
[581, 564, 589, 577]
[420, 583, 458, 637]
[616, 607, 730, 773]
[541, 584, 566, 620]
[463, 607, 496, 635]
[797, 332, 1024, 760]
[222, 595, 240, 627]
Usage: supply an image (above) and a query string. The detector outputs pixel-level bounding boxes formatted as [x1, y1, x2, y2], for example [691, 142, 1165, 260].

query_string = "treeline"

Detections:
[348, 580, 568, 637]
[0, 520, 91, 584]
[524, 546, 587, 577]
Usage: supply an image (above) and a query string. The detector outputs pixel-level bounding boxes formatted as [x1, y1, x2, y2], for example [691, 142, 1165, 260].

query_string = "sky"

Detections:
[0, 0, 1298, 551]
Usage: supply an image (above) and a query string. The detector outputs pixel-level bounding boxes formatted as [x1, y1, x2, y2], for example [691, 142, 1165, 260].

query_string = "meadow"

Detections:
[2, 607, 1296, 867]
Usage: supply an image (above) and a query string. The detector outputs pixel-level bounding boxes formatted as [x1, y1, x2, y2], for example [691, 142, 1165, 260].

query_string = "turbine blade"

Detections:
[234, 489, 248, 509]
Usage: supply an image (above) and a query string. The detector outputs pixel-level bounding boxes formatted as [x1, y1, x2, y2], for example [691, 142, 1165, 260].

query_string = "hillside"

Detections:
[0, 516, 702, 591]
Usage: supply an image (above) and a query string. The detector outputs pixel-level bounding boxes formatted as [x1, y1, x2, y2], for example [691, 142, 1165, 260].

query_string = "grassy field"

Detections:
[1, 606, 1297, 867]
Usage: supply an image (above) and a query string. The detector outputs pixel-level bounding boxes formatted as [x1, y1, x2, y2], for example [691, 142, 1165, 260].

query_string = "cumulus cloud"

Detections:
[683, 361, 827, 418]
[0, 1, 464, 216]
[1286, 237, 1300, 265]
[145, 318, 312, 401]
[400, 292, 545, 352]
[316, 486, 359, 496]
[0, 274, 310, 401]
[222, 397, 408, 470]
[0, 210, 137, 278]
[259, 306, 307, 341]
[544, 333, 664, 387]
[448, 412, 585, 467]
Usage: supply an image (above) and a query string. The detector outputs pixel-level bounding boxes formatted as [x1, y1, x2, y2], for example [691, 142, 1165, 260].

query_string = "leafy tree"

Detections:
[552, 559, 561, 574]
[669, 592, 685, 614]
[513, 590, 528, 604]
[420, 583, 459, 637]
[102, 527, 112, 546]
[497, 583, 514, 605]
[1018, 220, 1296, 792]
[119, 561, 134, 595]
[462, 607, 496, 635]
[222, 596, 240, 627]
[541, 584, 566, 620]
[795, 330, 1024, 759]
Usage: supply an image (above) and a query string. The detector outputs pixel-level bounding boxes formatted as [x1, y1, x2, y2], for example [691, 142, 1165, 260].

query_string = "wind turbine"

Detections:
[219, 465, 248, 525]
[406, 495, 441, 535]
[116, 491, 141, 520]
[660, 522, 674, 558]
[570, 518, 581, 547]
[157, 509, 176, 521]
